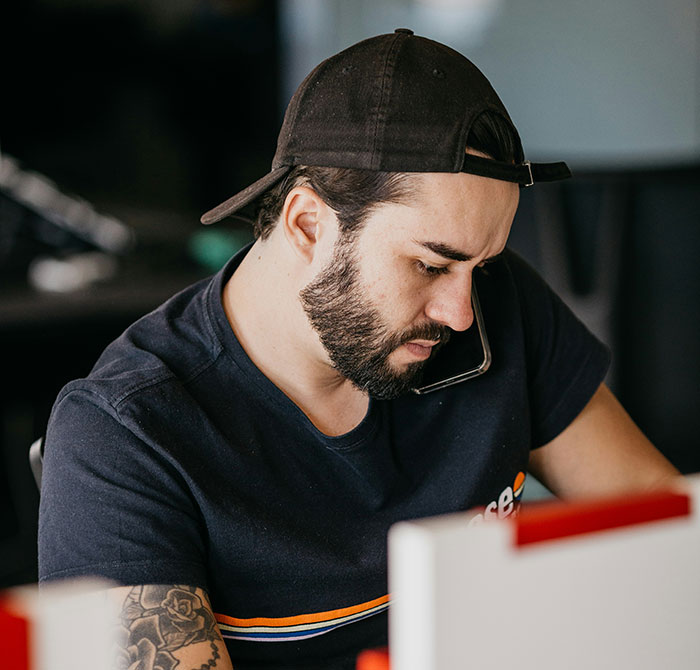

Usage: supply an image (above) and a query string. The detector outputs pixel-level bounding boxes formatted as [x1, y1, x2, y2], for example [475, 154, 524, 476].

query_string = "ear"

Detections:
[281, 186, 334, 264]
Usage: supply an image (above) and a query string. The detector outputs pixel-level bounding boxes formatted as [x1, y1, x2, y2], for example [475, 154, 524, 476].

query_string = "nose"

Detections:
[424, 274, 474, 332]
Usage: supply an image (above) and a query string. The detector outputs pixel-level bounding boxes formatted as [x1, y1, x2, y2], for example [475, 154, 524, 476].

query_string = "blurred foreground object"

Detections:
[0, 578, 117, 670]
[389, 475, 700, 670]
[357, 647, 390, 670]
[0, 153, 133, 289]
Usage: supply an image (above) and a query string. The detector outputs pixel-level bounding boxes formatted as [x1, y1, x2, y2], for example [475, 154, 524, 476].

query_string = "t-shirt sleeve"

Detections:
[38, 387, 208, 589]
[506, 251, 611, 448]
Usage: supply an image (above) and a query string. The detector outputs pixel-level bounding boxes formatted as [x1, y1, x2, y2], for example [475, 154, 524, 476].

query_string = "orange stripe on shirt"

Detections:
[214, 594, 390, 628]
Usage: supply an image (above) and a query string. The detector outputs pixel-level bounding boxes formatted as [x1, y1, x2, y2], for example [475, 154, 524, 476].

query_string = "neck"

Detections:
[222, 238, 369, 436]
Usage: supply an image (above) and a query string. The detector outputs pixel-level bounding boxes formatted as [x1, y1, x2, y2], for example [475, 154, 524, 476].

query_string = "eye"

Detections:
[477, 254, 503, 269]
[415, 260, 450, 277]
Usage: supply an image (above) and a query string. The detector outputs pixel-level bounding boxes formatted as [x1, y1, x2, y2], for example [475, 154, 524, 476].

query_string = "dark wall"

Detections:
[615, 169, 700, 473]
[2, 0, 280, 217]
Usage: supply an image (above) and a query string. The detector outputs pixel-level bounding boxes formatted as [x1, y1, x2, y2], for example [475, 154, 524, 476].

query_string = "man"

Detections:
[39, 29, 678, 669]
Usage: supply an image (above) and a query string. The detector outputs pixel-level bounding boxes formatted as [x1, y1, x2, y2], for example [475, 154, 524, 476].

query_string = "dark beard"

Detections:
[299, 238, 450, 399]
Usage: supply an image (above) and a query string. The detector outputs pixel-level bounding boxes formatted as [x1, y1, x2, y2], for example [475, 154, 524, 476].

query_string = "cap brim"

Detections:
[200, 166, 292, 225]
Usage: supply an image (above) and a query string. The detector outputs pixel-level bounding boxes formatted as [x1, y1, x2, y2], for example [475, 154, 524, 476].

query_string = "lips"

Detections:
[403, 341, 438, 360]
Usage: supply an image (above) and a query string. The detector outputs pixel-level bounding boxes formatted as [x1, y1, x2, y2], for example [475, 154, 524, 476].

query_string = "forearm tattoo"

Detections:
[114, 584, 221, 670]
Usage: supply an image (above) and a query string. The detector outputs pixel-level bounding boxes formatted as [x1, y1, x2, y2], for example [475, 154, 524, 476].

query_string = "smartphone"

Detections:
[412, 284, 491, 394]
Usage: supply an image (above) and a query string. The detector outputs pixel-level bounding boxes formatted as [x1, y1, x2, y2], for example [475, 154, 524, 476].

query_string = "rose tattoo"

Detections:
[115, 585, 220, 670]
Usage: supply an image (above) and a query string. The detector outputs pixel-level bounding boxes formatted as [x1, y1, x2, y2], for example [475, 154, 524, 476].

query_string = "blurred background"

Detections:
[1, 0, 698, 588]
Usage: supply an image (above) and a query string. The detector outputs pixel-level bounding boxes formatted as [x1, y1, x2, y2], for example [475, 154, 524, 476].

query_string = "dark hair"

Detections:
[253, 167, 413, 240]
[466, 110, 521, 164]
[253, 110, 519, 240]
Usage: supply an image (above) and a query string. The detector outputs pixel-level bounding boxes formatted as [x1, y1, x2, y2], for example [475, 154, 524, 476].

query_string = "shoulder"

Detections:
[472, 248, 554, 321]
[485, 247, 583, 339]
[491, 248, 552, 301]
[60, 273, 224, 410]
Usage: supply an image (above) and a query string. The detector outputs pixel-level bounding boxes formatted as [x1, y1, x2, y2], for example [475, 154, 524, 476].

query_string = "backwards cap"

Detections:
[201, 28, 570, 225]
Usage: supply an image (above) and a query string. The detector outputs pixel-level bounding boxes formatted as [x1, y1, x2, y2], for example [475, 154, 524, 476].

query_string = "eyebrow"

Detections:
[415, 240, 474, 262]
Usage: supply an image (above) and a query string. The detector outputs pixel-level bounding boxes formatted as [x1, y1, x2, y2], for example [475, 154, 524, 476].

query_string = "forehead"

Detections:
[415, 170, 519, 226]
[362, 170, 520, 256]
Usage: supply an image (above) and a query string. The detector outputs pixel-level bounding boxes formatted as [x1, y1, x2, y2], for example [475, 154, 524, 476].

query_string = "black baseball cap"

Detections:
[201, 28, 571, 225]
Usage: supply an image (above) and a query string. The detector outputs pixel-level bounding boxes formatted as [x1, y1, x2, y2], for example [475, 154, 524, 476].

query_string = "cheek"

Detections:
[363, 267, 429, 323]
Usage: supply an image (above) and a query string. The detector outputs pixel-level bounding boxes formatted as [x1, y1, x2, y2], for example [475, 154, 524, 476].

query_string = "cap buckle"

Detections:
[523, 160, 534, 187]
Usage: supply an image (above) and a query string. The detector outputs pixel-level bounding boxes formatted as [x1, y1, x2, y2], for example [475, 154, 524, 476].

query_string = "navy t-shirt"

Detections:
[38, 247, 609, 669]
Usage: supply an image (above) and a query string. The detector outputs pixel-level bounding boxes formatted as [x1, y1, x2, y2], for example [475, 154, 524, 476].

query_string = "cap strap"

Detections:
[460, 154, 571, 186]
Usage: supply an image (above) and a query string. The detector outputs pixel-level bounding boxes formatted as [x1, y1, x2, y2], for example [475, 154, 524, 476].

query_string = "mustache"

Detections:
[393, 322, 452, 349]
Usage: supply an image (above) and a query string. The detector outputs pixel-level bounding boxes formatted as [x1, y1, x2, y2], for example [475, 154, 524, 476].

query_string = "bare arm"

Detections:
[108, 584, 234, 670]
[528, 382, 681, 499]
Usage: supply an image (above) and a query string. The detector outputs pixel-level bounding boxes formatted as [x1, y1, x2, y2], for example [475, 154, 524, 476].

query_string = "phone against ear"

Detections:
[412, 284, 491, 394]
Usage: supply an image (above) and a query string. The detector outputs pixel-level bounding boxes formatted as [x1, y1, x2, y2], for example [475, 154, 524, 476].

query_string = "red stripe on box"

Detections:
[515, 489, 691, 547]
[0, 600, 32, 670]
